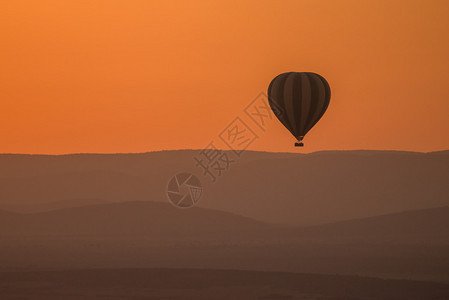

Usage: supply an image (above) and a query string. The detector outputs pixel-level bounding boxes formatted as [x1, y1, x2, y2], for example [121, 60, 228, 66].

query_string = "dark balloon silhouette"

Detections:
[268, 72, 331, 146]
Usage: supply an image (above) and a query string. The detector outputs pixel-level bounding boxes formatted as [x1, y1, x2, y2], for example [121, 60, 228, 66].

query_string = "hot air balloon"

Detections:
[268, 72, 330, 147]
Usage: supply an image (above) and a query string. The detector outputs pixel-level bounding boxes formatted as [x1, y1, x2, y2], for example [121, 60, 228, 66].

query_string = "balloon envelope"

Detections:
[268, 72, 330, 143]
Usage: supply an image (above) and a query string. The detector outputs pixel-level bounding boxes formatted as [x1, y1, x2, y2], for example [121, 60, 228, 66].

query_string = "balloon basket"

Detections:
[294, 142, 304, 147]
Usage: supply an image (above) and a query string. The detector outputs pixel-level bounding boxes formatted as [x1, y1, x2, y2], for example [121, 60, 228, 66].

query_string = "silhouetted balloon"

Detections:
[268, 72, 330, 147]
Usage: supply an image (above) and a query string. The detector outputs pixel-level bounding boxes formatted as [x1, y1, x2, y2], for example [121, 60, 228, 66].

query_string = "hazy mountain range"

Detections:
[0, 201, 448, 282]
[0, 149, 448, 294]
[1, 150, 448, 225]
[1, 268, 448, 300]
[0, 201, 448, 244]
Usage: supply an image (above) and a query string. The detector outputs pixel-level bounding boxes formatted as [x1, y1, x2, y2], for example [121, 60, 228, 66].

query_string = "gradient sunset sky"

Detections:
[1, 0, 448, 154]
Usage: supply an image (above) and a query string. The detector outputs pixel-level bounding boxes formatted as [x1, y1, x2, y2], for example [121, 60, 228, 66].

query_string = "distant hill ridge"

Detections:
[0, 149, 448, 225]
[1, 201, 448, 244]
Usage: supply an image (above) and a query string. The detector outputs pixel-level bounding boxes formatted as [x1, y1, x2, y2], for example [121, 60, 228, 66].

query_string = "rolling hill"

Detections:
[0, 201, 274, 238]
[1, 268, 448, 300]
[0, 201, 448, 244]
[0, 150, 448, 225]
[0, 202, 448, 281]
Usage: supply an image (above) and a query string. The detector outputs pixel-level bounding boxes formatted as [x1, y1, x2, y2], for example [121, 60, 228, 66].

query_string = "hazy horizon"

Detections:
[2, 148, 449, 156]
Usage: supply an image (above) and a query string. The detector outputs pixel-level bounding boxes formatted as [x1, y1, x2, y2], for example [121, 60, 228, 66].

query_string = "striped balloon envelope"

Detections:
[267, 72, 331, 147]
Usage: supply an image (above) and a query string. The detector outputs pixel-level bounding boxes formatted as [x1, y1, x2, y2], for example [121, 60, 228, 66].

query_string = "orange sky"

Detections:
[1, 0, 448, 154]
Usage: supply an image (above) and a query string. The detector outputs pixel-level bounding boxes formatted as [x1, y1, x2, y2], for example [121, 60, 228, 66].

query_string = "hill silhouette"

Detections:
[0, 150, 448, 225]
[0, 201, 274, 238]
[296, 206, 449, 243]
[0, 202, 448, 281]
[0, 201, 448, 244]
[1, 268, 448, 300]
